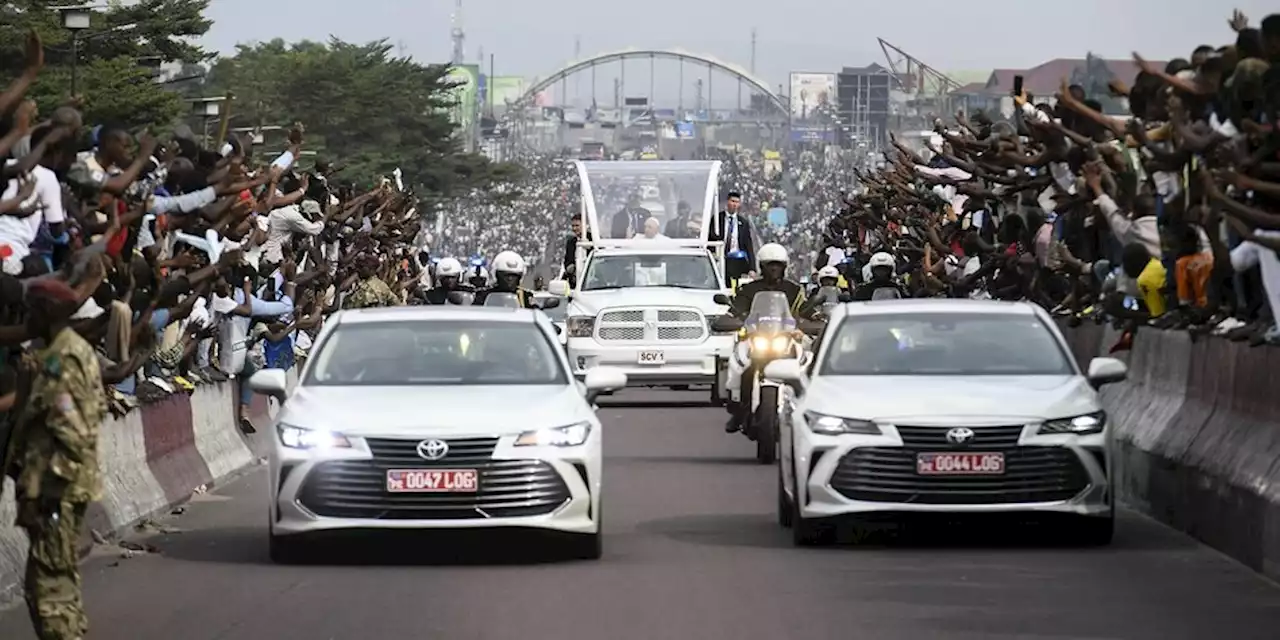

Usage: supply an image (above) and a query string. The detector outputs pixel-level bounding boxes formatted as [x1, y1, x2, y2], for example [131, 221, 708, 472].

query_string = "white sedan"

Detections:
[250, 305, 627, 562]
[765, 299, 1127, 546]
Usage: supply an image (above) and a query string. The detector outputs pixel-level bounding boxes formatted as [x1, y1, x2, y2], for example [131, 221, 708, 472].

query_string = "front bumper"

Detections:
[568, 335, 734, 386]
[270, 431, 602, 536]
[789, 423, 1111, 518]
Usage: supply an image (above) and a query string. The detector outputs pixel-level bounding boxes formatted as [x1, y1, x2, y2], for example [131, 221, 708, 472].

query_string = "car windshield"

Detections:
[582, 253, 718, 290]
[305, 320, 566, 386]
[820, 312, 1073, 376]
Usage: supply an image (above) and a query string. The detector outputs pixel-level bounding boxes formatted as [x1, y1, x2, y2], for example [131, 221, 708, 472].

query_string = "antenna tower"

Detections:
[450, 0, 466, 65]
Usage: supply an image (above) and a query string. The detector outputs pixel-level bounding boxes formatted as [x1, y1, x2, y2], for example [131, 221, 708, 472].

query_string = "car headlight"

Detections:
[277, 423, 352, 450]
[514, 422, 591, 447]
[803, 412, 880, 435]
[1039, 411, 1106, 435]
[567, 316, 595, 338]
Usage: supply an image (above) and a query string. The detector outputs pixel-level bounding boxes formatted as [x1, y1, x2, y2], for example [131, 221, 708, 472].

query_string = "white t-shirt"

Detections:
[0, 163, 66, 260]
[262, 205, 323, 263]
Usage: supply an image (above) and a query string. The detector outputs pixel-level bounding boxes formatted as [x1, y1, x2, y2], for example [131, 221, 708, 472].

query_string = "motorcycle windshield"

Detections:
[447, 291, 476, 306]
[484, 292, 521, 308]
[815, 286, 843, 311]
[871, 287, 902, 300]
[744, 290, 795, 334]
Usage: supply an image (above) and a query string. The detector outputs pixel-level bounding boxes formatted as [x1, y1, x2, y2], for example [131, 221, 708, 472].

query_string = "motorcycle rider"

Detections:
[474, 251, 535, 307]
[852, 251, 909, 300]
[724, 243, 807, 433]
[423, 257, 473, 305]
[466, 264, 489, 290]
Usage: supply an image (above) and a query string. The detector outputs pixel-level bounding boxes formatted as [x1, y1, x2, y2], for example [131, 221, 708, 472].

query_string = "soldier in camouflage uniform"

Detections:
[3, 278, 105, 640]
[342, 255, 399, 309]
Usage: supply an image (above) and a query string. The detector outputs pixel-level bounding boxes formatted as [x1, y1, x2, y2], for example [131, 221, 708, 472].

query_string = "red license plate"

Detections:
[916, 452, 1005, 476]
[386, 469, 479, 493]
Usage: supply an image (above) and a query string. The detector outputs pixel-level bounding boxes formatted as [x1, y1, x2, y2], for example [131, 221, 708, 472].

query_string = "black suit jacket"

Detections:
[709, 210, 755, 264]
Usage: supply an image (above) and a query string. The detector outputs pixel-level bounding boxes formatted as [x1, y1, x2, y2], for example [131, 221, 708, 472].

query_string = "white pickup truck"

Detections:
[564, 244, 734, 399]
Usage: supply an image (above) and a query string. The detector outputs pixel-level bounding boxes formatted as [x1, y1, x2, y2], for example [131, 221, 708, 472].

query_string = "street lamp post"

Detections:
[190, 97, 226, 147]
[60, 6, 92, 96]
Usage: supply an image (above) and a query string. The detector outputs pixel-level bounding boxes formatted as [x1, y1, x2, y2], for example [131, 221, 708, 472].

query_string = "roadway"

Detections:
[3, 389, 1280, 639]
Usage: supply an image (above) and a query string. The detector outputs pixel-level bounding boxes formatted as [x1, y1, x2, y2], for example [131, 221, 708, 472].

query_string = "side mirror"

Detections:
[838, 293, 852, 303]
[248, 369, 289, 402]
[552, 324, 563, 335]
[711, 315, 744, 333]
[537, 297, 562, 310]
[712, 293, 732, 306]
[547, 279, 570, 296]
[1086, 357, 1127, 389]
[583, 366, 628, 404]
[762, 359, 806, 394]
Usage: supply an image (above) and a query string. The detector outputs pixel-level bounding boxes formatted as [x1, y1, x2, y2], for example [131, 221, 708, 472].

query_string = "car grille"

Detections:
[366, 436, 499, 464]
[830, 424, 1090, 505]
[298, 459, 571, 520]
[595, 307, 707, 343]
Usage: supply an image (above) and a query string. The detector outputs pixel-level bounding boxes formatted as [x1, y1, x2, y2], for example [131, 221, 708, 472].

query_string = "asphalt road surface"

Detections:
[3, 389, 1280, 640]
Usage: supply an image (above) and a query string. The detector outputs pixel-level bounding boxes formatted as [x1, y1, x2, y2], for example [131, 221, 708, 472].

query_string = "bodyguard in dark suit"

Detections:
[707, 191, 755, 284]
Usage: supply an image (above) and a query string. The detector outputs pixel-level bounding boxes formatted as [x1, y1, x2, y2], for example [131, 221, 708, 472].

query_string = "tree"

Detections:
[205, 38, 521, 203]
[0, 0, 213, 127]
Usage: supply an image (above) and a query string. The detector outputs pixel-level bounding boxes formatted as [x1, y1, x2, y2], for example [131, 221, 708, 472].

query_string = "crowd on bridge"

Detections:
[0, 29, 435, 638]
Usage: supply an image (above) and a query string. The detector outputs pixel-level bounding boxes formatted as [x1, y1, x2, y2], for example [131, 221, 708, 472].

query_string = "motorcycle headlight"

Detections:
[803, 412, 880, 435]
[567, 316, 595, 338]
[1038, 411, 1106, 435]
[277, 423, 352, 450]
[514, 422, 592, 447]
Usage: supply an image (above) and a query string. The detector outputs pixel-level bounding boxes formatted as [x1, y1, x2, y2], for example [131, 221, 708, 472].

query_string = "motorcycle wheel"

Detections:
[755, 386, 778, 464]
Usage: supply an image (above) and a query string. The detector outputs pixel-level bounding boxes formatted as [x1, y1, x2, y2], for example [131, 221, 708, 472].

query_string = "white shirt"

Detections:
[0, 163, 65, 259]
[262, 205, 323, 263]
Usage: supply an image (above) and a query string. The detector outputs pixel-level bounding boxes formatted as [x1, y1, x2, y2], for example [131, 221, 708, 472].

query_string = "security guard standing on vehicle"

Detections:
[729, 243, 806, 318]
[3, 278, 106, 640]
[474, 251, 535, 308]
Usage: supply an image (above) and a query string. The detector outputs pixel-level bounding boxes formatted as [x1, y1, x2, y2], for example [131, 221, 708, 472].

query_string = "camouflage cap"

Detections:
[66, 158, 108, 198]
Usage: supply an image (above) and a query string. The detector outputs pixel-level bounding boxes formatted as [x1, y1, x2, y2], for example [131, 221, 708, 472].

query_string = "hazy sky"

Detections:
[202, 1, 1271, 105]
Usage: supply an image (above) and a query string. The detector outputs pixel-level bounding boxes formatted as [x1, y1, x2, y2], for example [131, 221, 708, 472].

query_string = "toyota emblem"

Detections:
[416, 439, 449, 460]
[945, 428, 975, 445]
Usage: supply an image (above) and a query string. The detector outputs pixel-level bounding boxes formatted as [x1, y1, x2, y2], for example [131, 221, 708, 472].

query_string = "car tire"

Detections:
[755, 387, 778, 465]
[567, 503, 604, 560]
[777, 464, 793, 529]
[1072, 514, 1114, 547]
[791, 478, 835, 547]
[268, 531, 310, 564]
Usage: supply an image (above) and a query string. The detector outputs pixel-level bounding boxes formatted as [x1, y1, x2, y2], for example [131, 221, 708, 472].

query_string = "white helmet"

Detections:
[469, 265, 489, 282]
[436, 257, 463, 279]
[492, 250, 527, 276]
[757, 243, 789, 265]
[817, 265, 840, 280]
[869, 252, 895, 269]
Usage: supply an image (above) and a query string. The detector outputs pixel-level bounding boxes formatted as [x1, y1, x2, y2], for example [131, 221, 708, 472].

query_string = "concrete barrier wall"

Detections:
[0, 377, 277, 606]
[1057, 323, 1280, 580]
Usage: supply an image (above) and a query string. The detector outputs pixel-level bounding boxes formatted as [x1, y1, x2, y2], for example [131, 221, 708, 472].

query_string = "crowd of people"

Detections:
[811, 10, 1280, 349]
[0, 30, 438, 638]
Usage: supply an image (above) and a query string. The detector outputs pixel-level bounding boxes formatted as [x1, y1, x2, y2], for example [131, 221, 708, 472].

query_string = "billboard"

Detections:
[789, 72, 836, 118]
[444, 64, 480, 134]
[790, 124, 835, 143]
[485, 76, 527, 109]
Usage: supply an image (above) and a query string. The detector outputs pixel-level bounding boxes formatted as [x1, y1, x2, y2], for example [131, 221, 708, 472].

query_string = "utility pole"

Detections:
[450, 0, 465, 65]
[613, 77, 620, 109]
[750, 28, 757, 75]
[694, 78, 704, 113]
[574, 36, 582, 105]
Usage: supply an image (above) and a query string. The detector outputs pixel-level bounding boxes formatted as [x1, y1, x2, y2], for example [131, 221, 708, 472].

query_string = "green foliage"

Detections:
[205, 38, 522, 202]
[0, 0, 212, 127]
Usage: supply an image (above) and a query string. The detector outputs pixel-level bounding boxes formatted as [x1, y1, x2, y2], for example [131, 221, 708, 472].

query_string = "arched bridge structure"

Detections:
[513, 47, 789, 116]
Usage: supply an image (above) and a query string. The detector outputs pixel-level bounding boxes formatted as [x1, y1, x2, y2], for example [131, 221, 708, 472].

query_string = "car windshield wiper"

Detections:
[640, 284, 711, 290]
[582, 285, 625, 291]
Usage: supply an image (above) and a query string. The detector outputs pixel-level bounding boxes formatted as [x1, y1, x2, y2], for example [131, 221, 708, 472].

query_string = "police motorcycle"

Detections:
[710, 290, 824, 464]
